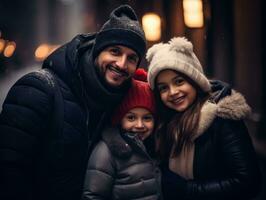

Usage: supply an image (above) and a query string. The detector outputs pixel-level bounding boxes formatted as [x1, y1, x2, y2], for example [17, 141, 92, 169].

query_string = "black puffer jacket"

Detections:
[83, 127, 162, 200]
[161, 90, 261, 200]
[0, 34, 129, 200]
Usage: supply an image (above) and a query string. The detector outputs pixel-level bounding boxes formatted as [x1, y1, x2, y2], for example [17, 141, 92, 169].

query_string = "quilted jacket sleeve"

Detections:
[82, 141, 116, 200]
[0, 71, 54, 200]
[186, 119, 261, 200]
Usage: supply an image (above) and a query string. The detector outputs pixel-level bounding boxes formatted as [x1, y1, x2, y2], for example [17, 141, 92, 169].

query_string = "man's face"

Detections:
[95, 45, 139, 88]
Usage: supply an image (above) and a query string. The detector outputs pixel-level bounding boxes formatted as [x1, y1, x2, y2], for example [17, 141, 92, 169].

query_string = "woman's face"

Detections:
[121, 107, 154, 141]
[156, 69, 197, 112]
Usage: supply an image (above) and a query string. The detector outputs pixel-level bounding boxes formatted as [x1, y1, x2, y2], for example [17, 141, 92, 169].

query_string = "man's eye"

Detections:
[128, 55, 138, 64]
[110, 48, 120, 55]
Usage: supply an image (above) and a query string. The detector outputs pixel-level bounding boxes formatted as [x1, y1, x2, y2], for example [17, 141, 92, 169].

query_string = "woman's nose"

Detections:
[169, 85, 178, 95]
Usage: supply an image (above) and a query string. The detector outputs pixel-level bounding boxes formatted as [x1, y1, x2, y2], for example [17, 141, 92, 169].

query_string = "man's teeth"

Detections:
[109, 66, 127, 76]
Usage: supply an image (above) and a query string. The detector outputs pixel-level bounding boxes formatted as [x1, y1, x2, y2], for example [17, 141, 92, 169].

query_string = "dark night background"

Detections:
[0, 0, 265, 199]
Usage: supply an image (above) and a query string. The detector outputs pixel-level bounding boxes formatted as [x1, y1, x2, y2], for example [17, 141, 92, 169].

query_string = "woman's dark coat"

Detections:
[162, 91, 261, 200]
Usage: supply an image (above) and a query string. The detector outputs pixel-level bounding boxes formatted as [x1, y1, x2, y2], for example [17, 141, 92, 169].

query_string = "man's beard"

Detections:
[94, 61, 130, 89]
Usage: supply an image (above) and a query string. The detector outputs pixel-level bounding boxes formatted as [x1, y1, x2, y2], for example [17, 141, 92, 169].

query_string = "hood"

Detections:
[42, 33, 96, 90]
[196, 90, 251, 136]
[42, 33, 129, 110]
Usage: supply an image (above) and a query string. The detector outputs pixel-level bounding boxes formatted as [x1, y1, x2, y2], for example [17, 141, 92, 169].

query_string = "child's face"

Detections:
[156, 69, 197, 112]
[121, 107, 154, 141]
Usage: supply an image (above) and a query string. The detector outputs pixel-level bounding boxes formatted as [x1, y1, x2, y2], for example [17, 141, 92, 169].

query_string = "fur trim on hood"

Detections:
[196, 90, 251, 137]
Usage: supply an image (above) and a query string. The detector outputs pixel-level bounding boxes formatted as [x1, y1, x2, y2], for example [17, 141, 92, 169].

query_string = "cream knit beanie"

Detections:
[147, 37, 211, 92]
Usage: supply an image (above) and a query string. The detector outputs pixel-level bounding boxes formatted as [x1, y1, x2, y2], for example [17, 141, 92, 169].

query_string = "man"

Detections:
[0, 4, 146, 200]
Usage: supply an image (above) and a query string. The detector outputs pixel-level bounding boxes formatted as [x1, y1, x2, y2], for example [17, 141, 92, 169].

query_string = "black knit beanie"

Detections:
[93, 5, 146, 65]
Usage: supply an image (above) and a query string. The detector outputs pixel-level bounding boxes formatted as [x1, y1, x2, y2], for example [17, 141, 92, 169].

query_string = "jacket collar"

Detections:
[102, 127, 149, 159]
[80, 50, 130, 110]
[195, 90, 251, 138]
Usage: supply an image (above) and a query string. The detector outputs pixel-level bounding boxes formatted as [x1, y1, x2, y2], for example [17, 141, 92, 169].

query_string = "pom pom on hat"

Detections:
[133, 68, 148, 82]
[169, 37, 193, 53]
[146, 43, 165, 62]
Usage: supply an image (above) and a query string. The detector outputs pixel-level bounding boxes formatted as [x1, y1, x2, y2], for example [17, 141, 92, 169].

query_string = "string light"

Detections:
[142, 13, 161, 41]
[3, 41, 16, 57]
[183, 0, 204, 28]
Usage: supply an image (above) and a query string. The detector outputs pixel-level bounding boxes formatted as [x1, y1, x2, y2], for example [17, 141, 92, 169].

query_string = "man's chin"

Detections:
[105, 78, 125, 89]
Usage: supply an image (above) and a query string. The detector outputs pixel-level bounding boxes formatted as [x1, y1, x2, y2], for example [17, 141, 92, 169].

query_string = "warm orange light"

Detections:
[183, 0, 204, 28]
[142, 13, 161, 41]
[0, 39, 5, 53]
[35, 44, 49, 61]
[35, 44, 59, 61]
[3, 41, 16, 57]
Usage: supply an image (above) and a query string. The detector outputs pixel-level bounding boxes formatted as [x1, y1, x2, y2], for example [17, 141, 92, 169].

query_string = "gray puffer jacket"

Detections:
[82, 127, 162, 200]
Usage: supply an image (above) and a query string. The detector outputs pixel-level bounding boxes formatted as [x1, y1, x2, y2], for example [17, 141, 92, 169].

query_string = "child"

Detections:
[82, 69, 161, 200]
[146, 37, 261, 200]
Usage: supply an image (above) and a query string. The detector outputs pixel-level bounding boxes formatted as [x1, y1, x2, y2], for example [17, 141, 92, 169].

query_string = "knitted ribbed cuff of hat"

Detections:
[92, 5, 146, 65]
[93, 29, 146, 64]
[147, 37, 211, 92]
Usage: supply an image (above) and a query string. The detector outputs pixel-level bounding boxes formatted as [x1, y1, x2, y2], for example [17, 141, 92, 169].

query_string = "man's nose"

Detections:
[116, 55, 127, 69]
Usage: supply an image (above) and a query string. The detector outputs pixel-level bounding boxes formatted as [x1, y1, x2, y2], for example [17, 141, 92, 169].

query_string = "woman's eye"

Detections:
[157, 85, 168, 93]
[175, 78, 184, 85]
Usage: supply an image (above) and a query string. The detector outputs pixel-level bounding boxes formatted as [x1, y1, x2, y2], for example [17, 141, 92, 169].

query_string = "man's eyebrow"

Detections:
[130, 53, 138, 58]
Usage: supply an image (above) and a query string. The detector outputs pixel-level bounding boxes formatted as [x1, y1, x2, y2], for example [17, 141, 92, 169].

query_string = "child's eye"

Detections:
[126, 115, 135, 121]
[143, 115, 154, 122]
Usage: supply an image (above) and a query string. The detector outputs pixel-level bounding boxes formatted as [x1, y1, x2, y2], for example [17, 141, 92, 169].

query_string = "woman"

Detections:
[146, 37, 261, 200]
[83, 69, 161, 200]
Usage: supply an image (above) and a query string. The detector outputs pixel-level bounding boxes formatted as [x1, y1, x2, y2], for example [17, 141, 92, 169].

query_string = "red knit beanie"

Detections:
[112, 69, 156, 125]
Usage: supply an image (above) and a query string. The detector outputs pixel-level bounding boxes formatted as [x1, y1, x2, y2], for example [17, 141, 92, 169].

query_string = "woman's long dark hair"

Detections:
[154, 72, 210, 161]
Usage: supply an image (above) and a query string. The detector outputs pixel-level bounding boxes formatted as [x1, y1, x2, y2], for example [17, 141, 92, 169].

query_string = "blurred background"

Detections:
[0, 0, 265, 199]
